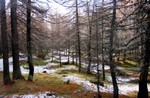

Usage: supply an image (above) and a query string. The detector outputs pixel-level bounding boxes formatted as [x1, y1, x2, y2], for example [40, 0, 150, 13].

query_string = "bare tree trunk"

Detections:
[51, 40, 54, 62]
[123, 50, 126, 63]
[67, 37, 70, 64]
[75, 46, 78, 66]
[27, 0, 34, 81]
[86, 0, 92, 74]
[11, 0, 23, 80]
[72, 49, 75, 64]
[138, 1, 150, 98]
[109, 0, 118, 97]
[59, 49, 62, 66]
[75, 0, 81, 72]
[95, 5, 101, 98]
[101, 0, 105, 81]
[0, 0, 11, 85]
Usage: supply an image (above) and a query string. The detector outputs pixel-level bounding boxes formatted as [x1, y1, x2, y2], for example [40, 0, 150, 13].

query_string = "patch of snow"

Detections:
[61, 74, 150, 95]
[0, 58, 13, 71]
[61, 75, 113, 93]
[2, 92, 58, 98]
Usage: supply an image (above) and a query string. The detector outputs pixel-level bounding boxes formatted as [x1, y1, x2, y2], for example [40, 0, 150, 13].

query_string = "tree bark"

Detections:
[75, 0, 81, 72]
[138, 1, 150, 98]
[86, 0, 92, 74]
[27, 0, 34, 81]
[109, 0, 118, 98]
[67, 39, 70, 64]
[101, 0, 105, 81]
[11, 0, 22, 80]
[0, 0, 11, 85]
[95, 6, 101, 98]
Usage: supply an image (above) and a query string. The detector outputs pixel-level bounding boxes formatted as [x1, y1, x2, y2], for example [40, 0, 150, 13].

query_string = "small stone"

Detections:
[43, 71, 47, 73]
[62, 75, 67, 77]
[46, 92, 56, 96]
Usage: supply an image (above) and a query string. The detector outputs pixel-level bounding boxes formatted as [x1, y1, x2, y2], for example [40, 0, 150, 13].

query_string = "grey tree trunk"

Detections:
[75, 0, 81, 72]
[27, 0, 34, 81]
[101, 0, 105, 81]
[138, 1, 150, 98]
[109, 0, 118, 97]
[95, 5, 101, 98]
[0, 0, 11, 85]
[11, 0, 23, 80]
[86, 0, 92, 74]
[67, 39, 70, 64]
[59, 50, 62, 66]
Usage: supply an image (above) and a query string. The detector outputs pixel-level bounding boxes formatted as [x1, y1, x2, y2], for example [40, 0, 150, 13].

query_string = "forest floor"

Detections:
[0, 55, 150, 98]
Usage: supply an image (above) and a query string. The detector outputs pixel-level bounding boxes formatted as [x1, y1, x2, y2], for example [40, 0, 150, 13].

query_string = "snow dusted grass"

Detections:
[0, 55, 150, 97]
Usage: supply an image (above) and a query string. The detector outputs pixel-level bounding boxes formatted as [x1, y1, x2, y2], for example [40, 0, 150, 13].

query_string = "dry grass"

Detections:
[0, 72, 136, 98]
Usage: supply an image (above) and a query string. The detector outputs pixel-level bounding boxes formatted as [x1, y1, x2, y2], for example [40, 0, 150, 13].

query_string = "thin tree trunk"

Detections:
[72, 49, 75, 64]
[67, 38, 70, 64]
[75, 46, 78, 66]
[109, 0, 118, 97]
[75, 0, 81, 72]
[0, 0, 11, 85]
[27, 0, 34, 81]
[138, 1, 150, 97]
[86, 0, 92, 74]
[101, 0, 105, 81]
[11, 0, 22, 80]
[59, 50, 62, 66]
[123, 50, 126, 63]
[95, 5, 101, 98]
[51, 41, 54, 62]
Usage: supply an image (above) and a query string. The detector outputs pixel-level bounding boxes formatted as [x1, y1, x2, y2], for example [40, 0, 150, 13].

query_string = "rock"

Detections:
[46, 92, 56, 96]
[62, 74, 67, 77]
[64, 79, 70, 84]
[43, 71, 47, 73]
[23, 66, 29, 70]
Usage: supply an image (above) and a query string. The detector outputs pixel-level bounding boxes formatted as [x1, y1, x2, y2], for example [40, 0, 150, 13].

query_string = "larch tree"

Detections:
[86, 0, 92, 74]
[0, 0, 11, 85]
[26, 0, 34, 81]
[109, 0, 118, 97]
[11, 0, 23, 79]
[75, 0, 81, 72]
[138, 0, 150, 98]
[101, 0, 105, 81]
[94, 1, 101, 97]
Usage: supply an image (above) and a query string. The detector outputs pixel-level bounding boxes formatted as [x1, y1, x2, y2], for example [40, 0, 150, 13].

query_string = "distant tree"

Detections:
[86, 0, 92, 74]
[0, 0, 11, 85]
[75, 0, 81, 72]
[11, 0, 23, 79]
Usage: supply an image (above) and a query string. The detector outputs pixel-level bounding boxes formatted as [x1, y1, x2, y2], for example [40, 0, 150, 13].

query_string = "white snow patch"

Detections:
[2, 92, 58, 98]
[61, 74, 150, 95]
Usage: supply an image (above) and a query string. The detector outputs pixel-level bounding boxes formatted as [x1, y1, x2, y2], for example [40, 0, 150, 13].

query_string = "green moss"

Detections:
[51, 60, 60, 63]
[33, 60, 48, 66]
[50, 66, 64, 69]
[0, 54, 2, 59]
[20, 60, 28, 66]
[56, 69, 77, 74]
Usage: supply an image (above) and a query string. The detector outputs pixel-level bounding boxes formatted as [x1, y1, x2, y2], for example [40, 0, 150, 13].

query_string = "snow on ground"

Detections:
[61, 74, 150, 95]
[2, 92, 57, 98]
[0, 55, 150, 96]
[0, 58, 13, 71]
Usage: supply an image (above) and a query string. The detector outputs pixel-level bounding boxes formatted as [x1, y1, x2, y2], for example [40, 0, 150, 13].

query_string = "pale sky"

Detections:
[5, 0, 69, 15]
